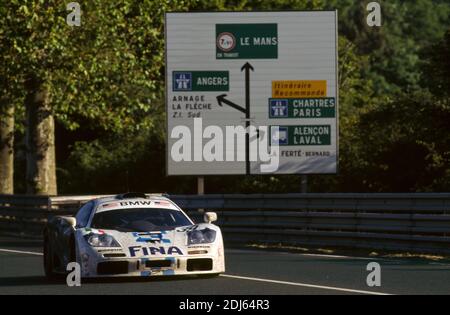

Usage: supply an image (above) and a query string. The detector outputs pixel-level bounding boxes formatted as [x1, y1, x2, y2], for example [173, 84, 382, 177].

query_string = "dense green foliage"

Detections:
[326, 0, 450, 93]
[2, 0, 195, 132]
[2, 0, 449, 194]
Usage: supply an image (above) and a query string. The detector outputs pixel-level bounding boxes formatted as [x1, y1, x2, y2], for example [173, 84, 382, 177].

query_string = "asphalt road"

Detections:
[1, 237, 450, 295]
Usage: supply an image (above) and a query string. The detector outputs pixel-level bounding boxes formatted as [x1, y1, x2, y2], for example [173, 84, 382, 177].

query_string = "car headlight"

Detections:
[84, 233, 120, 247]
[188, 228, 216, 245]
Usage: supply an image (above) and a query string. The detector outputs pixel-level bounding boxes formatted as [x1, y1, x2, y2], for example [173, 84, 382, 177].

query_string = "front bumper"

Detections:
[79, 247, 225, 278]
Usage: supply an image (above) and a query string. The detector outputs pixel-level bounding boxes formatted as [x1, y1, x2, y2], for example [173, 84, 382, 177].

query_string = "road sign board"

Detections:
[166, 11, 338, 175]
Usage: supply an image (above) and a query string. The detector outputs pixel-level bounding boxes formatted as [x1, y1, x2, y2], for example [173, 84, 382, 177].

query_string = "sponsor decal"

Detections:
[216, 23, 278, 59]
[139, 257, 175, 274]
[101, 202, 119, 209]
[153, 201, 172, 207]
[81, 228, 104, 235]
[272, 80, 327, 98]
[97, 248, 122, 253]
[132, 232, 171, 244]
[270, 125, 331, 146]
[119, 201, 153, 207]
[188, 245, 211, 249]
[173, 71, 229, 92]
[163, 269, 175, 275]
[177, 225, 199, 233]
[129, 246, 183, 257]
[269, 98, 336, 118]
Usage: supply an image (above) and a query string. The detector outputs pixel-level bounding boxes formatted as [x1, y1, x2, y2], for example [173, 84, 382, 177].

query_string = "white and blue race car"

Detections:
[43, 193, 225, 278]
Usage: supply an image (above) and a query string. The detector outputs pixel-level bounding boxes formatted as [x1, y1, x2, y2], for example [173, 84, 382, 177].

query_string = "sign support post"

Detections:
[197, 176, 205, 213]
[197, 176, 205, 195]
[242, 62, 254, 175]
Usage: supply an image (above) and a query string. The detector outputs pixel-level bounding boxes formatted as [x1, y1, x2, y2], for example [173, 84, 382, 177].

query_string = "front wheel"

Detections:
[43, 236, 57, 279]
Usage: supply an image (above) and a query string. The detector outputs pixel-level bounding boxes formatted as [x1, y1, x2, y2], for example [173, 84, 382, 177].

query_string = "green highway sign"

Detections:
[216, 23, 278, 59]
[173, 71, 229, 92]
[271, 125, 331, 146]
[269, 98, 336, 118]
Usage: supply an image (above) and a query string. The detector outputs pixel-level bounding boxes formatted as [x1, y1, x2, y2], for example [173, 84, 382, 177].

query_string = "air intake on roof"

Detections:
[118, 192, 148, 199]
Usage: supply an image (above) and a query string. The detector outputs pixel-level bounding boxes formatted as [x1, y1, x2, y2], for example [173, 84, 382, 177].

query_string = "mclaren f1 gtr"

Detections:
[43, 193, 225, 278]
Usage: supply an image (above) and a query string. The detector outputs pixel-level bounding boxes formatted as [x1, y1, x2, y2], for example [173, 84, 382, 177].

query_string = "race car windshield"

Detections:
[90, 208, 192, 232]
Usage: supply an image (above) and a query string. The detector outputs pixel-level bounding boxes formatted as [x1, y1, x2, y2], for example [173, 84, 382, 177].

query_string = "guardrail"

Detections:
[0, 194, 111, 237]
[1, 193, 450, 254]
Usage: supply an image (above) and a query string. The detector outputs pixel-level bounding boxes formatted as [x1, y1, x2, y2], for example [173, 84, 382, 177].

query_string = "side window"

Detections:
[75, 201, 94, 228]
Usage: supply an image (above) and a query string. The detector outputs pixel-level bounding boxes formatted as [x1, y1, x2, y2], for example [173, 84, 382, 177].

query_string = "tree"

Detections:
[2, 1, 72, 194]
[0, 3, 23, 194]
[189, 0, 323, 11]
[351, 30, 450, 192]
[0, 100, 15, 194]
[24, 77, 57, 194]
[2, 0, 194, 194]
[324, 0, 450, 93]
[420, 29, 450, 98]
[356, 90, 449, 192]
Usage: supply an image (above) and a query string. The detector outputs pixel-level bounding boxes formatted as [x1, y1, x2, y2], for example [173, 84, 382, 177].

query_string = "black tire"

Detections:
[69, 236, 76, 263]
[43, 235, 57, 279]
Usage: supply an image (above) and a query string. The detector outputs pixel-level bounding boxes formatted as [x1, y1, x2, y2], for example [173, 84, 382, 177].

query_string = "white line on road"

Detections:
[226, 249, 406, 264]
[221, 274, 392, 295]
[227, 249, 370, 260]
[226, 248, 399, 261]
[0, 247, 405, 294]
[0, 248, 43, 256]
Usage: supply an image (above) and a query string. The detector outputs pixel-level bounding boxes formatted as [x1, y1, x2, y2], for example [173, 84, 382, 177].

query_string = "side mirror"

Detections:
[204, 212, 217, 224]
[62, 216, 77, 228]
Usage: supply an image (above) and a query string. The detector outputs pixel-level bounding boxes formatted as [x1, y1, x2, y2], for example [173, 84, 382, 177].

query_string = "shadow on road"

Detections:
[0, 238, 43, 249]
[82, 274, 219, 284]
[0, 276, 48, 287]
[0, 274, 219, 287]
